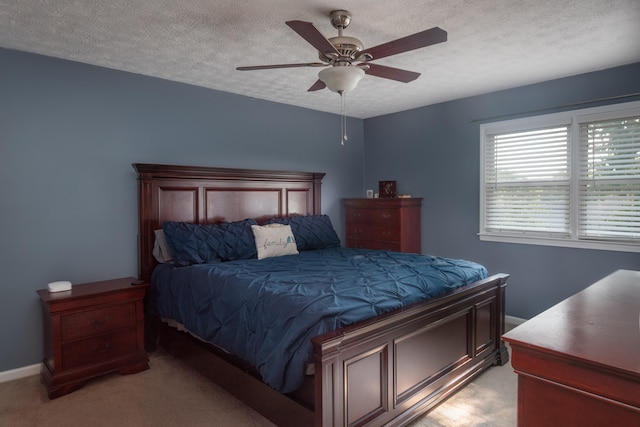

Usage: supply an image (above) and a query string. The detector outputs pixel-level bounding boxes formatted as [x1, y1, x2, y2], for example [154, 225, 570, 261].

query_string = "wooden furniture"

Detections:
[344, 198, 422, 253]
[503, 270, 640, 426]
[37, 277, 149, 399]
[134, 163, 509, 427]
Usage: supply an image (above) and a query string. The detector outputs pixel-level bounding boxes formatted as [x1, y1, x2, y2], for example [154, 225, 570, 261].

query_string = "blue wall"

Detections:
[364, 62, 640, 320]
[0, 48, 364, 372]
[2, 46, 639, 373]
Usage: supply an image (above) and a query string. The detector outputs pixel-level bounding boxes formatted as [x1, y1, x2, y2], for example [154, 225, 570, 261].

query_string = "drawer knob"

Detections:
[91, 315, 110, 325]
[93, 342, 112, 353]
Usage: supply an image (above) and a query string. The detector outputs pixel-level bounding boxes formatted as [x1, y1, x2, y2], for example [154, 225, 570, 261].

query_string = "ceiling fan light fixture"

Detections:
[318, 66, 365, 93]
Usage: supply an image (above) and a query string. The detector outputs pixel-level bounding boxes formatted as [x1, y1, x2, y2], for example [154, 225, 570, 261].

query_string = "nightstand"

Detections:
[37, 277, 149, 399]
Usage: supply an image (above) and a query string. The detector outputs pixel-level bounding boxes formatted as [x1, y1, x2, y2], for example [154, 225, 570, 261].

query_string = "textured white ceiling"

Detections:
[2, 0, 639, 118]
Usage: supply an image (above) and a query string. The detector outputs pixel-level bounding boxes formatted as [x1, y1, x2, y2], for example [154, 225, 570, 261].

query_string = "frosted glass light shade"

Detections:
[318, 66, 365, 93]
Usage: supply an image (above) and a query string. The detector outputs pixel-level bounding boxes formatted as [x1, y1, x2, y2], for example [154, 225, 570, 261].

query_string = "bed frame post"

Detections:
[496, 275, 510, 366]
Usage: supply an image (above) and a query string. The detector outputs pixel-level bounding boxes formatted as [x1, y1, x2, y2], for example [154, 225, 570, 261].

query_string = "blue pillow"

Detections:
[162, 219, 258, 266]
[267, 214, 340, 251]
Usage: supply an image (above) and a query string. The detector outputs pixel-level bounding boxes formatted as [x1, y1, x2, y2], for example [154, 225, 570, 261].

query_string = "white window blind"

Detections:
[480, 100, 640, 252]
[484, 126, 570, 236]
[579, 116, 640, 241]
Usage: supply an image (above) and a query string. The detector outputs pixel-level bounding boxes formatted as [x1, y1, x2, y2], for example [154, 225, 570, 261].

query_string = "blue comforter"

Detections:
[148, 247, 488, 393]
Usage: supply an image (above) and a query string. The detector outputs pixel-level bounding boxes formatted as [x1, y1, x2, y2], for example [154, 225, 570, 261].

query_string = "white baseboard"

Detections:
[505, 315, 527, 326]
[0, 363, 40, 383]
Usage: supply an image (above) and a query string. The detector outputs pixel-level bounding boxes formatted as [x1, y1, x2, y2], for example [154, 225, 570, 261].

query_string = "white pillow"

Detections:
[153, 229, 173, 263]
[251, 224, 299, 260]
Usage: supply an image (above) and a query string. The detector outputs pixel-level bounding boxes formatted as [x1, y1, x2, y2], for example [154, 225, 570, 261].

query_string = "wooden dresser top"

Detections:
[37, 277, 147, 308]
[503, 269, 640, 377]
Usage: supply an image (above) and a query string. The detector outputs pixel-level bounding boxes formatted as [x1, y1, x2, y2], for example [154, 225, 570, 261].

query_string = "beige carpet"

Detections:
[0, 347, 516, 427]
[408, 348, 517, 427]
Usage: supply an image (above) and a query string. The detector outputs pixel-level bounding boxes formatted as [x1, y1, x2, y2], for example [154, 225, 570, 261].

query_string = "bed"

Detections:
[133, 163, 509, 427]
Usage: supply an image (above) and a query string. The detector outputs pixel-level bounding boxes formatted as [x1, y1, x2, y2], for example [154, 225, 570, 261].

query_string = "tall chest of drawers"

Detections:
[344, 198, 422, 253]
[37, 277, 149, 398]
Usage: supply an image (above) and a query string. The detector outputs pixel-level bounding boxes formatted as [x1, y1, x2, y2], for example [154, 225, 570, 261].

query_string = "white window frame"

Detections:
[480, 100, 640, 253]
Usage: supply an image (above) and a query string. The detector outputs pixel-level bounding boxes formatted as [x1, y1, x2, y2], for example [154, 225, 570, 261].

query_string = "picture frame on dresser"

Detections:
[378, 180, 397, 198]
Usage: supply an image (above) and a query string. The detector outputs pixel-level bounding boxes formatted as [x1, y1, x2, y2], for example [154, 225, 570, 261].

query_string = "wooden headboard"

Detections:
[133, 163, 325, 282]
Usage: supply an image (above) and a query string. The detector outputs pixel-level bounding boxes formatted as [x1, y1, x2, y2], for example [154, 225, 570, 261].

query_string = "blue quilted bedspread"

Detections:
[148, 247, 488, 393]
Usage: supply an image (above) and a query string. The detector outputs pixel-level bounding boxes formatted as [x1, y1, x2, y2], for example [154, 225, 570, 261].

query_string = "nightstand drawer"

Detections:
[61, 328, 138, 370]
[61, 302, 137, 341]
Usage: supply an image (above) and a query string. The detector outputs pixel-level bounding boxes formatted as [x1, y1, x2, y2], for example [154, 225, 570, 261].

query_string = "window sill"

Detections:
[478, 233, 640, 253]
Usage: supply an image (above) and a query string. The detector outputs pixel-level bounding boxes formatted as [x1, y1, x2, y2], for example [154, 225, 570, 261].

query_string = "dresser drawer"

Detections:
[346, 208, 400, 225]
[347, 239, 401, 252]
[61, 328, 138, 370]
[348, 225, 400, 242]
[61, 302, 137, 341]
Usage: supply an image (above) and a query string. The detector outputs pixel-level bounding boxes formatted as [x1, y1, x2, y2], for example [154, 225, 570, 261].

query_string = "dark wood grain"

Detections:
[503, 269, 640, 425]
[344, 198, 422, 253]
[132, 163, 325, 282]
[362, 27, 447, 61]
[286, 20, 340, 56]
[37, 277, 149, 399]
[365, 63, 421, 83]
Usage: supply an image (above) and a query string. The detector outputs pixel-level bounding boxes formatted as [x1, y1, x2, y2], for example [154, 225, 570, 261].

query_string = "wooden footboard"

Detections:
[313, 273, 509, 427]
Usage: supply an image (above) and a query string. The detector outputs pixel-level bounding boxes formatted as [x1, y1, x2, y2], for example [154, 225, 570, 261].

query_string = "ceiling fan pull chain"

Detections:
[341, 91, 348, 145]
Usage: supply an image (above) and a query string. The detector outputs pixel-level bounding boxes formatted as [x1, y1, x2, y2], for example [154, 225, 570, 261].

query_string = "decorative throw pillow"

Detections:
[251, 224, 299, 260]
[162, 219, 258, 266]
[267, 214, 341, 251]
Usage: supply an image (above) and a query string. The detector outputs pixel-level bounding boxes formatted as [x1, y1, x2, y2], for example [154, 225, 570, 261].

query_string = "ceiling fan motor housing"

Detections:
[320, 36, 364, 63]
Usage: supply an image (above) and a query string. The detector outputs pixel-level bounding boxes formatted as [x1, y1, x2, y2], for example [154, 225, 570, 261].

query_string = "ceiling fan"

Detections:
[236, 10, 447, 94]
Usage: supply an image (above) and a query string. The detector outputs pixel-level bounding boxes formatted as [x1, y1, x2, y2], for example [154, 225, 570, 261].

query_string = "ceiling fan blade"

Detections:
[364, 63, 420, 83]
[307, 80, 326, 92]
[236, 62, 326, 71]
[286, 20, 340, 56]
[363, 27, 447, 61]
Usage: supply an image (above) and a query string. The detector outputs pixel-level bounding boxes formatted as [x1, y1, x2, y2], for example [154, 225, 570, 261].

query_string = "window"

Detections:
[480, 101, 640, 252]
